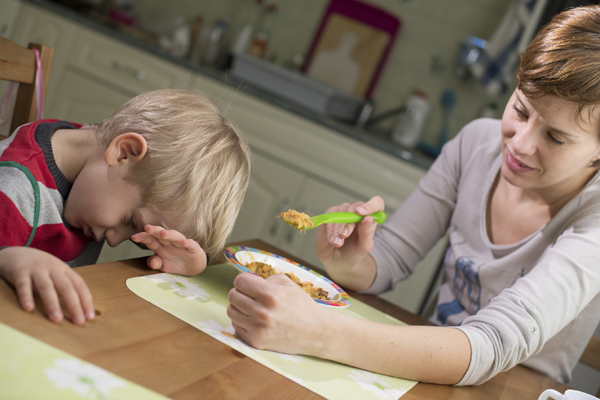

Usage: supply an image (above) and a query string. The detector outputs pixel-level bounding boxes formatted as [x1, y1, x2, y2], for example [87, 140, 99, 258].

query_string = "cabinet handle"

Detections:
[111, 60, 147, 80]
[270, 200, 289, 236]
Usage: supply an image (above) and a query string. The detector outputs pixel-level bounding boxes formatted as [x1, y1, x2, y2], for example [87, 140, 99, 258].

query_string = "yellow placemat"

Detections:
[0, 322, 169, 400]
[126, 263, 417, 399]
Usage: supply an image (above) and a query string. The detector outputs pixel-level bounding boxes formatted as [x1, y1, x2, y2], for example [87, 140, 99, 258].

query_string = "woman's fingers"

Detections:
[355, 216, 378, 254]
[356, 196, 385, 215]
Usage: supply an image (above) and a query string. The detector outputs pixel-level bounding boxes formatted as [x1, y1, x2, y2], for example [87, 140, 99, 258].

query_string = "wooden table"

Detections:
[0, 239, 569, 399]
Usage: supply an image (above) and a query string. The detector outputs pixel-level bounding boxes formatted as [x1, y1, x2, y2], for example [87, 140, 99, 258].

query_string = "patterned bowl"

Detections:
[223, 246, 351, 308]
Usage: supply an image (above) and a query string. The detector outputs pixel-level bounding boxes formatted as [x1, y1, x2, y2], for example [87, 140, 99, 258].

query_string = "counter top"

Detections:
[24, 0, 435, 170]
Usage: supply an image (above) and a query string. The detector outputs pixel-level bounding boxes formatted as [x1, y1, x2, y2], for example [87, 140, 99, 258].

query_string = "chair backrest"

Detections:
[0, 36, 54, 134]
[579, 335, 600, 396]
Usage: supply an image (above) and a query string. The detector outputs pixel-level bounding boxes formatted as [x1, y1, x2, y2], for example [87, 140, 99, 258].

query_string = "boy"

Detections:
[0, 89, 251, 325]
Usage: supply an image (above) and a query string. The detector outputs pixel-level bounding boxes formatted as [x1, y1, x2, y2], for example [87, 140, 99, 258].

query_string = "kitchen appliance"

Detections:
[230, 52, 366, 122]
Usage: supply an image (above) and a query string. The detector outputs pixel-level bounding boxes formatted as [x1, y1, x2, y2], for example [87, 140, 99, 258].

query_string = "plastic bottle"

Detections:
[231, 0, 264, 54]
[391, 90, 430, 149]
[202, 19, 229, 67]
[248, 4, 277, 58]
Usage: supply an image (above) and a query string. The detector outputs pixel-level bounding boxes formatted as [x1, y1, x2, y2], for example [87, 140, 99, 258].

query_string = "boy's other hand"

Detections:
[0, 247, 95, 325]
[131, 225, 207, 276]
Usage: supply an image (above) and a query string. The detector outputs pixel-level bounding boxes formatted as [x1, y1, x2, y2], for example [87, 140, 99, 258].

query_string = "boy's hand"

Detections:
[131, 225, 207, 276]
[0, 247, 95, 325]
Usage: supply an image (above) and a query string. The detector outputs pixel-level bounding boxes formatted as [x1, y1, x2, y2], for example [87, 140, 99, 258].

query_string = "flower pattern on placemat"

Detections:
[142, 274, 210, 301]
[349, 369, 407, 399]
[44, 358, 126, 399]
[197, 319, 254, 352]
[276, 353, 305, 364]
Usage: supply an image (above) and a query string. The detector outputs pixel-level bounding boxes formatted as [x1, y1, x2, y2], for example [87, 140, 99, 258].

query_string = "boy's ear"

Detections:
[104, 133, 148, 166]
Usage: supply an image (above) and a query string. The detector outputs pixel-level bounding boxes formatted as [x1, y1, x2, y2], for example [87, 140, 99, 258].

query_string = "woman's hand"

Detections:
[315, 196, 384, 290]
[131, 225, 207, 276]
[227, 272, 330, 355]
[0, 247, 95, 324]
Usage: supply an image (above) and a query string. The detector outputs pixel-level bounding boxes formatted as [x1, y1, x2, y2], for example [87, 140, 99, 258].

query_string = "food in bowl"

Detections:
[224, 246, 351, 308]
[244, 261, 330, 300]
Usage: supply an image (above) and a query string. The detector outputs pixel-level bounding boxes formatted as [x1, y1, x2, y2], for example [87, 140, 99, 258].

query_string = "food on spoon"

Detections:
[244, 261, 329, 300]
[279, 209, 314, 231]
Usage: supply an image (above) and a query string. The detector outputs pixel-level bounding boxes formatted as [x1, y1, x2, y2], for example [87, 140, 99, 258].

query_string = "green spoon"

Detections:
[279, 210, 387, 231]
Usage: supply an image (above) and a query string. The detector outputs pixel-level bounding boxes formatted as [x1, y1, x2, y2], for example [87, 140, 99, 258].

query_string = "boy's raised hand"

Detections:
[0, 247, 95, 325]
[131, 225, 207, 276]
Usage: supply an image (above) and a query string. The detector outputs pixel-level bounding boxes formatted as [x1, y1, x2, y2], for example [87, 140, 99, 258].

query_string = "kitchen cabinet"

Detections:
[10, 2, 80, 120]
[0, 0, 21, 39]
[8, 2, 446, 313]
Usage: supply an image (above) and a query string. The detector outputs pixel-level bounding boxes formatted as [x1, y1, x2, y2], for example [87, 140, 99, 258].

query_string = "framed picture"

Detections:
[303, 0, 401, 99]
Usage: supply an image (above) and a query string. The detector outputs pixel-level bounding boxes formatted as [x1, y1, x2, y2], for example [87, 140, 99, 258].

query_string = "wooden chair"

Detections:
[579, 335, 600, 396]
[0, 36, 54, 134]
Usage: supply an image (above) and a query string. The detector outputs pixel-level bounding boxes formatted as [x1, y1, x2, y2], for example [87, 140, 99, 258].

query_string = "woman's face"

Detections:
[500, 89, 600, 197]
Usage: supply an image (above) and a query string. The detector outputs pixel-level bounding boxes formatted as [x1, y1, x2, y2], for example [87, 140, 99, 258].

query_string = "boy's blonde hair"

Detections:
[87, 89, 251, 261]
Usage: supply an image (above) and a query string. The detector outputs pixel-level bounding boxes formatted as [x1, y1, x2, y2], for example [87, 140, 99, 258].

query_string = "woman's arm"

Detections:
[227, 272, 471, 384]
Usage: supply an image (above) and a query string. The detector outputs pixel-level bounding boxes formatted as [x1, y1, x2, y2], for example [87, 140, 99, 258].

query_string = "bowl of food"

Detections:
[223, 246, 350, 308]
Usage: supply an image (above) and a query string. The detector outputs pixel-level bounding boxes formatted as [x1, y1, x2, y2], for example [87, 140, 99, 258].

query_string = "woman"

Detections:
[227, 5, 600, 385]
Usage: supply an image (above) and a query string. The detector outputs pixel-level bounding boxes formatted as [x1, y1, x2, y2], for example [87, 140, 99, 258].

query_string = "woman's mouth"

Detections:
[506, 149, 534, 173]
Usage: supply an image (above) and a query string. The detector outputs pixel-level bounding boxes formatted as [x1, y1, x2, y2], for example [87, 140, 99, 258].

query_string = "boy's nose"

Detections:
[104, 228, 129, 247]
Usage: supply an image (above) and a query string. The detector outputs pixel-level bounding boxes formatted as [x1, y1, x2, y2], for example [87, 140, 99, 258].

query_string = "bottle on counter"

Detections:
[231, 0, 264, 54]
[202, 19, 229, 67]
[391, 90, 430, 149]
[248, 4, 277, 58]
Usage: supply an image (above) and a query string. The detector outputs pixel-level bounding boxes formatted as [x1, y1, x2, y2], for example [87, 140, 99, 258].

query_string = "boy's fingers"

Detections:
[51, 271, 85, 325]
[159, 229, 186, 241]
[14, 275, 35, 312]
[180, 238, 203, 253]
[147, 255, 163, 270]
[133, 234, 161, 251]
[32, 273, 63, 322]
[68, 270, 95, 320]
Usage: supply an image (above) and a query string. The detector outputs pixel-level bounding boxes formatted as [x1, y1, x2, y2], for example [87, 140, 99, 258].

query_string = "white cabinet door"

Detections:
[0, 0, 21, 38]
[49, 70, 131, 123]
[11, 3, 80, 117]
[69, 29, 192, 95]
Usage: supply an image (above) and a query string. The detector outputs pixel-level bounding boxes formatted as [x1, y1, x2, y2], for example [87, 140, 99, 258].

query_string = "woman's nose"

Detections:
[511, 124, 537, 155]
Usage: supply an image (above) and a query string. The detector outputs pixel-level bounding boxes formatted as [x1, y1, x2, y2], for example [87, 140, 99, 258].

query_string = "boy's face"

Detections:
[63, 148, 163, 247]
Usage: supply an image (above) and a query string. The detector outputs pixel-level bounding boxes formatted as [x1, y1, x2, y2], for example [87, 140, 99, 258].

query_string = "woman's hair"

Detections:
[86, 89, 251, 262]
[517, 5, 600, 122]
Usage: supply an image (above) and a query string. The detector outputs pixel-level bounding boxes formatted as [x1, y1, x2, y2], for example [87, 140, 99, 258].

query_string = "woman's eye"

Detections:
[547, 132, 565, 146]
[512, 105, 527, 119]
[129, 217, 137, 230]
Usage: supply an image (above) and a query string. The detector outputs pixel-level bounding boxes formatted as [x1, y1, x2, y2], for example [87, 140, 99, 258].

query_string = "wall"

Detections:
[134, 0, 513, 146]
